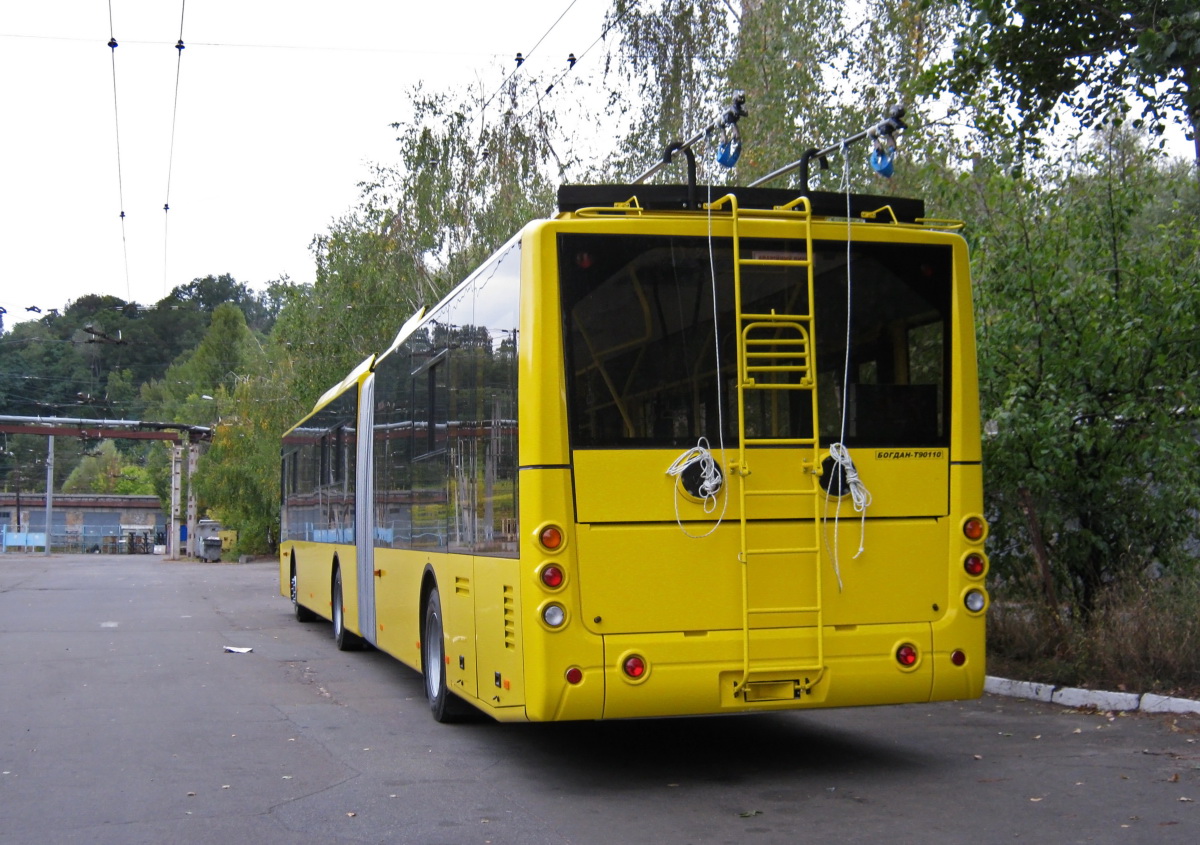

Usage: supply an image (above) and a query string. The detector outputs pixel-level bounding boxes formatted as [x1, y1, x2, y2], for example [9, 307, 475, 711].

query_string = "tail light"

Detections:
[896, 644, 918, 667]
[964, 553, 986, 577]
[623, 655, 647, 678]
[539, 525, 563, 551]
[540, 564, 564, 589]
[950, 650, 967, 667]
[965, 589, 987, 613]
[963, 517, 987, 542]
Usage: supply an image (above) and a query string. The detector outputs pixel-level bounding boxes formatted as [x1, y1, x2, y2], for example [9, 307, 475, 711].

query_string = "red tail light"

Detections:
[896, 644, 918, 667]
[964, 553, 986, 577]
[951, 650, 967, 667]
[540, 564, 564, 589]
[565, 667, 583, 685]
[623, 655, 646, 678]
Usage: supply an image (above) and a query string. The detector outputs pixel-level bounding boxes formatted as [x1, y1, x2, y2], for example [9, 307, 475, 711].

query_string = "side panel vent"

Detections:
[503, 585, 516, 650]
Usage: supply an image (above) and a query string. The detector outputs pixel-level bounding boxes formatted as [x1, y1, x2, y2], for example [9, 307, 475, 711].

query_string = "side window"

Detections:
[412, 314, 452, 550]
[367, 238, 521, 556]
[473, 244, 521, 556]
[373, 342, 414, 550]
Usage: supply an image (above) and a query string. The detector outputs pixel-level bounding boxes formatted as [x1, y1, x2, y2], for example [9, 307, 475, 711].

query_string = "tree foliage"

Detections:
[191, 361, 301, 554]
[948, 130, 1200, 613]
[937, 0, 1200, 159]
[62, 440, 154, 495]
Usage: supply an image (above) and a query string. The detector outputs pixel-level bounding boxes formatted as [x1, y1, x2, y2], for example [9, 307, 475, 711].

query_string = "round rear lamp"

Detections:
[896, 644, 918, 667]
[963, 517, 986, 542]
[950, 650, 967, 667]
[542, 603, 566, 628]
[965, 589, 987, 613]
[964, 553, 986, 577]
[540, 564, 565, 589]
[539, 525, 563, 551]
[623, 655, 646, 679]
[565, 666, 583, 685]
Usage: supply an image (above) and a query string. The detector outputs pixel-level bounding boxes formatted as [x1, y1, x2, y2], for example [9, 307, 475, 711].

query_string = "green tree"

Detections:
[191, 364, 301, 554]
[62, 440, 154, 495]
[727, 0, 853, 185]
[601, 0, 736, 180]
[937, 0, 1200, 162]
[963, 130, 1200, 615]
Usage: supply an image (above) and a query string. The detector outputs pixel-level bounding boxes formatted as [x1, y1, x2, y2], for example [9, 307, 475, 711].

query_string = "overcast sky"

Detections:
[1, 0, 609, 327]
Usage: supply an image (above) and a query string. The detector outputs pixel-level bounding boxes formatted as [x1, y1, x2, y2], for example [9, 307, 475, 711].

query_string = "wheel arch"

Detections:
[418, 565, 439, 642]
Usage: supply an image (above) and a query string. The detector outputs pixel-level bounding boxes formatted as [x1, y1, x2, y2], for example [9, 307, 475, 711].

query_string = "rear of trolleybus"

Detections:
[517, 185, 988, 720]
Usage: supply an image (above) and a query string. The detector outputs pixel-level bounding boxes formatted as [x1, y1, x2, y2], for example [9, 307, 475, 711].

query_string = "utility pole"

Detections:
[186, 438, 199, 557]
[169, 443, 183, 560]
[43, 436, 54, 556]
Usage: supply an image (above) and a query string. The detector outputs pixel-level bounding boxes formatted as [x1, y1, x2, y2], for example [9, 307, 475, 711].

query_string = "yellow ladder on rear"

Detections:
[707, 194, 825, 700]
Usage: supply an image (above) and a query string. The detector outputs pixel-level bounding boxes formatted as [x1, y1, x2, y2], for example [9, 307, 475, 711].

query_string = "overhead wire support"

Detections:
[106, 1, 131, 300]
[164, 1, 188, 296]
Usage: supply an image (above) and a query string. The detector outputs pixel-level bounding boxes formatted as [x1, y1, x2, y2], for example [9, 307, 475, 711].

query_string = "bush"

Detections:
[988, 573, 1200, 698]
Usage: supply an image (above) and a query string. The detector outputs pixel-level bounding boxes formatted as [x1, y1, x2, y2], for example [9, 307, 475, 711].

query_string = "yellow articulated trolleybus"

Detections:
[280, 103, 989, 722]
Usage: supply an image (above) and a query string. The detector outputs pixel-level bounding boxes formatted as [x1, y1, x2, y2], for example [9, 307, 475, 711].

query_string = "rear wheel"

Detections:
[291, 565, 318, 622]
[332, 568, 364, 651]
[422, 587, 472, 722]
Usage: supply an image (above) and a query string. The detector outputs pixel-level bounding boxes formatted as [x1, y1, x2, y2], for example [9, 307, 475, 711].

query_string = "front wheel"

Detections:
[422, 587, 472, 722]
[332, 568, 364, 651]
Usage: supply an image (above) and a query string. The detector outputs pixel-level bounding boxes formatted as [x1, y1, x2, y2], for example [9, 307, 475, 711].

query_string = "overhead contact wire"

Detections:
[479, 0, 581, 137]
[516, 6, 624, 124]
[107, 1, 131, 300]
[164, 1, 187, 296]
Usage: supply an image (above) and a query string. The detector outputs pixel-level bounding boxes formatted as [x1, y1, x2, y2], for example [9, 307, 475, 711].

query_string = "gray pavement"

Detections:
[0, 553, 1197, 844]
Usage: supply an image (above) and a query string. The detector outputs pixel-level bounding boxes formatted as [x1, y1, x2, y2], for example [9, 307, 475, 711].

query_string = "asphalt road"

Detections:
[0, 553, 1196, 845]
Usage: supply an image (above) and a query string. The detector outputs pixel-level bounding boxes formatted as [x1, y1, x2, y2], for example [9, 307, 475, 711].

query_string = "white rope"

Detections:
[667, 439, 728, 539]
[666, 437, 725, 510]
[822, 142, 871, 590]
[665, 171, 729, 540]
[828, 441, 871, 552]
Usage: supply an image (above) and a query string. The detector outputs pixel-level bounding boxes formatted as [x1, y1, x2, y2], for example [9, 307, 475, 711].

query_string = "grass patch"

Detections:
[988, 574, 1200, 700]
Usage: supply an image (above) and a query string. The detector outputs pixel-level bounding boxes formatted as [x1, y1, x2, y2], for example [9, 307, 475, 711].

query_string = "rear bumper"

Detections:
[533, 621, 983, 720]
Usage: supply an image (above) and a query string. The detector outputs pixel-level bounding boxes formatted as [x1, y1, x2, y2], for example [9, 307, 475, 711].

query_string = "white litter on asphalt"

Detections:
[223, 646, 253, 654]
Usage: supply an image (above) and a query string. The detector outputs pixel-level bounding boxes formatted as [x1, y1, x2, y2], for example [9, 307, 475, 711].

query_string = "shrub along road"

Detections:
[0, 553, 1197, 844]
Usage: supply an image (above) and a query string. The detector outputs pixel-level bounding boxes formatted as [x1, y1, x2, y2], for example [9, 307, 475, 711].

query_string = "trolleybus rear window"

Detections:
[559, 234, 952, 449]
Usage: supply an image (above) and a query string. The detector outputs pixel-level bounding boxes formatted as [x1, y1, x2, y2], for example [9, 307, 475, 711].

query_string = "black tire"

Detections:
[422, 587, 472, 722]
[332, 568, 365, 651]
[291, 565, 318, 623]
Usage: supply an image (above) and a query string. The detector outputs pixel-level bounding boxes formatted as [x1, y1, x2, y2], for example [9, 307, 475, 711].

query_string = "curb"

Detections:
[985, 676, 1200, 715]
